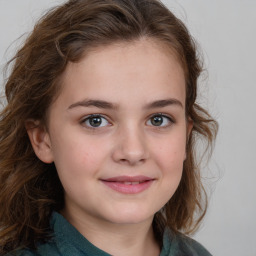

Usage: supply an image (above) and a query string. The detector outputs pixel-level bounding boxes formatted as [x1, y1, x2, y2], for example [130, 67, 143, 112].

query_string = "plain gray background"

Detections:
[0, 0, 255, 255]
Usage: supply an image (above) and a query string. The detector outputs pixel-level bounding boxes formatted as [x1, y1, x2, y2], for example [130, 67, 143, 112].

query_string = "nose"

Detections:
[112, 125, 149, 166]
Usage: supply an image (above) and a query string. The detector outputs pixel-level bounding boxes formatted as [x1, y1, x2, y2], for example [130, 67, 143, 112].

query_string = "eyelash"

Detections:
[80, 113, 175, 129]
[80, 114, 111, 129]
[146, 113, 175, 128]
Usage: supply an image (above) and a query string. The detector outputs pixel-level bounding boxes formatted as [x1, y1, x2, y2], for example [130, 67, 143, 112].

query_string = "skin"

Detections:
[27, 38, 192, 256]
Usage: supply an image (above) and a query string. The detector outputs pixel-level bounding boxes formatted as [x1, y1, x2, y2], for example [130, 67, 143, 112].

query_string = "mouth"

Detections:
[100, 176, 155, 194]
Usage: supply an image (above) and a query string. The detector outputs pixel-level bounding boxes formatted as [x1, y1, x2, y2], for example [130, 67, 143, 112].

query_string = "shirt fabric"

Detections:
[9, 212, 212, 256]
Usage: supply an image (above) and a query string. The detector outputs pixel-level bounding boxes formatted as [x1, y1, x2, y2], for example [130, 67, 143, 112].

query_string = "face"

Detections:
[29, 39, 191, 227]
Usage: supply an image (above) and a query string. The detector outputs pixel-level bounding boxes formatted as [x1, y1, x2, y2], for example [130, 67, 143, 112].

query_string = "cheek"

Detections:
[77, 145, 108, 172]
[52, 133, 110, 177]
[155, 136, 186, 164]
[152, 133, 187, 185]
[51, 137, 108, 195]
[150, 135, 186, 208]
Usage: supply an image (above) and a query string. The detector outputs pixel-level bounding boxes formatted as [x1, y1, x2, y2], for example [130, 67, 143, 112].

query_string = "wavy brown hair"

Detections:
[0, 0, 218, 253]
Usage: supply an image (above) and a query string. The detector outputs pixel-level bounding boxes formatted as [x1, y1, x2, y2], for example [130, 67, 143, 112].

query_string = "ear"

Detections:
[25, 120, 54, 163]
[184, 119, 193, 160]
[187, 119, 193, 138]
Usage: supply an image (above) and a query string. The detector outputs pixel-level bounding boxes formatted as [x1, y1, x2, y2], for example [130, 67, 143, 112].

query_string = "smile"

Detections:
[100, 176, 155, 194]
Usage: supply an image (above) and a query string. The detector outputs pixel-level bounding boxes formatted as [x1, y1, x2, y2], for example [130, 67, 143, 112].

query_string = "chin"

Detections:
[106, 207, 155, 225]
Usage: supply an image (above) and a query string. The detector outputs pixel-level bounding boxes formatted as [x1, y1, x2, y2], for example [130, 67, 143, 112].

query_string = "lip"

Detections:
[100, 175, 155, 194]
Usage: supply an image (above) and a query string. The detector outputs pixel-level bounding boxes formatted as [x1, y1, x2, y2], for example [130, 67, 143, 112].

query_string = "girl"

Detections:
[0, 0, 218, 255]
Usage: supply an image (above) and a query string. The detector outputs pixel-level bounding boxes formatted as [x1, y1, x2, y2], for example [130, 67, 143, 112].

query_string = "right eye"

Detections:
[81, 115, 110, 128]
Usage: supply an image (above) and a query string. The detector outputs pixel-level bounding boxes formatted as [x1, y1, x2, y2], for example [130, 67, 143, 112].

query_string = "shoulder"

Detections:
[4, 238, 61, 256]
[4, 249, 39, 256]
[161, 229, 212, 256]
[4, 242, 61, 256]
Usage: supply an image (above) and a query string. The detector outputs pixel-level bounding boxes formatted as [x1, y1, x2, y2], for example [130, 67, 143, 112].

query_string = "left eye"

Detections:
[82, 115, 109, 128]
[146, 114, 172, 127]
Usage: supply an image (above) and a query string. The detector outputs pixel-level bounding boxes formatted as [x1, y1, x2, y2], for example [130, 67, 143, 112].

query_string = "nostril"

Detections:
[119, 157, 146, 165]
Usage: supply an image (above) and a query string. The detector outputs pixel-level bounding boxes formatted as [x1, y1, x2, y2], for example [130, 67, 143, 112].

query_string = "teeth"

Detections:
[123, 181, 140, 185]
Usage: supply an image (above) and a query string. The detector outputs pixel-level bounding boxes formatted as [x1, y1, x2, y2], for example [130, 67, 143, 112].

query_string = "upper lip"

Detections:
[101, 175, 154, 182]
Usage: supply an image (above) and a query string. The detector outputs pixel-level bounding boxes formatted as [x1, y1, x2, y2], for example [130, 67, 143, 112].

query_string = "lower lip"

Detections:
[101, 180, 154, 194]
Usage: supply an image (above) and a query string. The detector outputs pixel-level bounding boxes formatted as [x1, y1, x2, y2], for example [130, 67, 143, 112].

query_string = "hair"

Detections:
[0, 0, 218, 253]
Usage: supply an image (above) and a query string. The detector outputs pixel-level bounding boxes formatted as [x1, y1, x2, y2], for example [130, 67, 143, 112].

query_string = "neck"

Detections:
[61, 208, 160, 256]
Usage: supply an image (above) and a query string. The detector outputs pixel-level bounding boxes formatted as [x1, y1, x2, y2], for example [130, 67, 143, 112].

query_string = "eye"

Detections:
[82, 115, 110, 128]
[146, 114, 173, 127]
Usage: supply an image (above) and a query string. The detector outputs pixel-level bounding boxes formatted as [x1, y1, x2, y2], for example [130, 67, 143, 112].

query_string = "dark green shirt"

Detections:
[9, 212, 212, 256]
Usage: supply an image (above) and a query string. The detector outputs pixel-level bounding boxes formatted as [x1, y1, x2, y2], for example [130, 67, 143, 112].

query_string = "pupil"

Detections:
[152, 116, 163, 126]
[89, 117, 102, 127]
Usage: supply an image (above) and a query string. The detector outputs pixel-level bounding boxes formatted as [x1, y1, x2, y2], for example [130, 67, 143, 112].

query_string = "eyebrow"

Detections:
[144, 98, 183, 109]
[68, 99, 117, 110]
[67, 98, 183, 110]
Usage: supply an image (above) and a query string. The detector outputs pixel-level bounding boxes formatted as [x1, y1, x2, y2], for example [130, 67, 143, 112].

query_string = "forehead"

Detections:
[63, 37, 184, 73]
[79, 38, 185, 75]
[56, 38, 186, 107]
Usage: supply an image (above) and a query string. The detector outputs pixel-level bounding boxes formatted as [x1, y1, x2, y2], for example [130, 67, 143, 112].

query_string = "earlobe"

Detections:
[25, 120, 54, 163]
